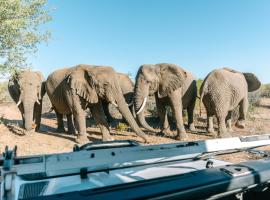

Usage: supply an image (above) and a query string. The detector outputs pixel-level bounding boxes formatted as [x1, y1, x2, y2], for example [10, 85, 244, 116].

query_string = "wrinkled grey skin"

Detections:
[200, 68, 261, 138]
[8, 71, 45, 131]
[102, 72, 135, 122]
[134, 63, 197, 140]
[46, 64, 148, 143]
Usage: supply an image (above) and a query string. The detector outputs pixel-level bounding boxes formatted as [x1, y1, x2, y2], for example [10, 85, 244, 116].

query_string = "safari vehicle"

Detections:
[1, 135, 270, 200]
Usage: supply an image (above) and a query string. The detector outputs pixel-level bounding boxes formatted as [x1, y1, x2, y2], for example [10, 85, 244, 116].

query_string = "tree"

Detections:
[0, 0, 51, 75]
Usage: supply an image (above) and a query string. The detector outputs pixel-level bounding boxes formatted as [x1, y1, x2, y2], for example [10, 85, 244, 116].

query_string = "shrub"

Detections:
[116, 122, 128, 131]
[261, 84, 270, 97]
[248, 90, 261, 107]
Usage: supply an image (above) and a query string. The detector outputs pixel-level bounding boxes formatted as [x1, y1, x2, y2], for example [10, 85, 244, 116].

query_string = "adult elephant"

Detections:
[200, 67, 261, 138]
[46, 64, 148, 143]
[102, 72, 134, 122]
[8, 70, 45, 131]
[134, 63, 197, 140]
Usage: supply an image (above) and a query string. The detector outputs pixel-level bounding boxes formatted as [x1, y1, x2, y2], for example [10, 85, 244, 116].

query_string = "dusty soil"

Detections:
[0, 98, 270, 163]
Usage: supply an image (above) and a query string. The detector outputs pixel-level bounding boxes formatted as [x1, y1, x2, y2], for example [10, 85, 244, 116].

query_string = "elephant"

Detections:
[8, 70, 45, 131]
[102, 72, 135, 122]
[134, 63, 197, 140]
[200, 67, 261, 138]
[45, 64, 148, 143]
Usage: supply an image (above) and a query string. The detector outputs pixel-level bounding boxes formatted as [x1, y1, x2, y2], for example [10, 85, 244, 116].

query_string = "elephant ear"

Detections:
[158, 64, 187, 98]
[243, 73, 261, 92]
[8, 76, 20, 102]
[67, 68, 98, 104]
[35, 72, 45, 99]
[39, 81, 46, 99]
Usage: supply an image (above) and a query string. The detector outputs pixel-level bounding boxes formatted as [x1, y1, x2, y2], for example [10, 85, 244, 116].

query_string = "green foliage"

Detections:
[196, 79, 203, 96]
[116, 122, 128, 131]
[261, 83, 270, 97]
[0, 0, 52, 75]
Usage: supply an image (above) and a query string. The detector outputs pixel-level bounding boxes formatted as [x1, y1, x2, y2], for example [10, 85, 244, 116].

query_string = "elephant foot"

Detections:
[176, 133, 188, 141]
[189, 124, 196, 133]
[142, 137, 150, 144]
[207, 127, 215, 134]
[102, 134, 114, 141]
[35, 125, 40, 132]
[176, 128, 188, 140]
[25, 129, 35, 135]
[76, 134, 89, 144]
[67, 128, 76, 135]
[228, 127, 233, 132]
[236, 120, 246, 129]
[218, 131, 231, 138]
[158, 127, 170, 136]
[57, 127, 66, 133]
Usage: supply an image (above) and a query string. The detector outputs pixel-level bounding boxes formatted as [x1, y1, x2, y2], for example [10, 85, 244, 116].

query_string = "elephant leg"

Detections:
[187, 100, 196, 132]
[55, 111, 65, 133]
[70, 96, 89, 143]
[226, 111, 233, 132]
[18, 104, 25, 127]
[168, 90, 187, 140]
[156, 98, 170, 135]
[102, 101, 114, 123]
[216, 113, 230, 138]
[66, 114, 76, 135]
[236, 98, 248, 129]
[89, 102, 113, 141]
[34, 102, 42, 131]
[207, 114, 215, 134]
[73, 109, 88, 143]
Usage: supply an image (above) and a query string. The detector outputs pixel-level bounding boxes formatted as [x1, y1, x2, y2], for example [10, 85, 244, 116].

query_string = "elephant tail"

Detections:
[199, 92, 204, 117]
[199, 79, 208, 117]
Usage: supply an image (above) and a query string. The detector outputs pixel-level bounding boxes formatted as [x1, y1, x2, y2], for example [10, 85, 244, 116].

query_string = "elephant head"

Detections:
[67, 65, 147, 141]
[134, 63, 187, 132]
[8, 71, 45, 131]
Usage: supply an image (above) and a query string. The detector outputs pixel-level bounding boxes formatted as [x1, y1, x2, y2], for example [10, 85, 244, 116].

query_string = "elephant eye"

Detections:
[145, 80, 150, 84]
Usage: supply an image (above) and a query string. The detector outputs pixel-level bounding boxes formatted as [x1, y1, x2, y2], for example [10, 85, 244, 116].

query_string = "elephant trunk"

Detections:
[134, 80, 158, 133]
[136, 111, 158, 133]
[114, 83, 148, 142]
[23, 100, 35, 131]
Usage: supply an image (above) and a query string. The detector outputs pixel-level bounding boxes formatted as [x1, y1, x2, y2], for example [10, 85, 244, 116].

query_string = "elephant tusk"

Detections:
[16, 100, 22, 106]
[36, 99, 40, 105]
[136, 97, 147, 115]
[111, 101, 118, 108]
[127, 101, 133, 107]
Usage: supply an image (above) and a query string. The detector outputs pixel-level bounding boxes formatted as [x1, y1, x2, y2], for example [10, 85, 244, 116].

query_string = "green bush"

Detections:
[261, 84, 270, 97]
[116, 122, 128, 131]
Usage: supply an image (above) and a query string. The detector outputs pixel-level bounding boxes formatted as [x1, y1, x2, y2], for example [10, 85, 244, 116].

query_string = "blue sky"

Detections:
[30, 0, 270, 83]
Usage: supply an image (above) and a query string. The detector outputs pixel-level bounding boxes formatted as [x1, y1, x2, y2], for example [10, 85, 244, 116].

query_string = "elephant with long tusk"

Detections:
[134, 63, 197, 140]
[45, 64, 148, 144]
[8, 70, 46, 131]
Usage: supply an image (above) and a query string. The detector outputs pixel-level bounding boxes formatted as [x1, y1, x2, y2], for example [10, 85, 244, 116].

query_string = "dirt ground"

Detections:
[0, 97, 270, 163]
